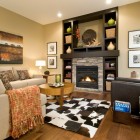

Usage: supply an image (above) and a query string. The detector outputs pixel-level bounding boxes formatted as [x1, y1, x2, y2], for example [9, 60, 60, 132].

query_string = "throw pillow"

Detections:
[0, 70, 15, 81]
[17, 70, 31, 80]
[6, 70, 15, 81]
[0, 72, 13, 90]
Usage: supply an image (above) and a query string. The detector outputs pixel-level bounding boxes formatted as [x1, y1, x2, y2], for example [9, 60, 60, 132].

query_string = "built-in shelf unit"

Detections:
[61, 7, 119, 91]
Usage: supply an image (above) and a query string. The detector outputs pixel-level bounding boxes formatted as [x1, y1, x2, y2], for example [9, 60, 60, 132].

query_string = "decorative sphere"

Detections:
[108, 18, 115, 26]
[67, 27, 72, 33]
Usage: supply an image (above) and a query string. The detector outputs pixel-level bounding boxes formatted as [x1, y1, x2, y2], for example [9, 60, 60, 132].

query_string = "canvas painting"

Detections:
[0, 31, 23, 64]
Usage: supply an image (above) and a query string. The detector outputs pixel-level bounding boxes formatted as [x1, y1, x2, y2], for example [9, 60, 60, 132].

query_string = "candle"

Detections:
[55, 74, 61, 83]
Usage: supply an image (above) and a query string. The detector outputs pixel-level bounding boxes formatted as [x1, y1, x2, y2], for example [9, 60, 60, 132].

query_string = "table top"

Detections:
[39, 82, 74, 96]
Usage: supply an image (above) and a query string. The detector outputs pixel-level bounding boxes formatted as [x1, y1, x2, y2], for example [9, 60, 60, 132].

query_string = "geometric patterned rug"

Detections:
[44, 98, 110, 138]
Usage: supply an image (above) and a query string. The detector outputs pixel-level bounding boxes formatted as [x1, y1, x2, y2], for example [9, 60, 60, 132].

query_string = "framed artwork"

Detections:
[47, 56, 57, 69]
[0, 31, 23, 64]
[47, 42, 57, 55]
[128, 50, 140, 68]
[128, 30, 140, 49]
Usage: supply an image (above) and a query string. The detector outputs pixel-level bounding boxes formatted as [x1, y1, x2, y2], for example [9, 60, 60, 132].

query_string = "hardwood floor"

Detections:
[7, 91, 140, 140]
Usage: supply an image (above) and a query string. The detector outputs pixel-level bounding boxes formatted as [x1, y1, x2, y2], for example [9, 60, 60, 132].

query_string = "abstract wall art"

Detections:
[0, 31, 23, 64]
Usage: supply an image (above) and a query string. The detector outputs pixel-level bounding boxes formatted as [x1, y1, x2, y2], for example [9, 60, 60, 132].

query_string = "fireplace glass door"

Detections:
[76, 66, 98, 89]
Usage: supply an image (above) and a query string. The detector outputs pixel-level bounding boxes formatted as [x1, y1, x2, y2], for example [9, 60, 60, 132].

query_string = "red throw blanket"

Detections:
[6, 85, 44, 139]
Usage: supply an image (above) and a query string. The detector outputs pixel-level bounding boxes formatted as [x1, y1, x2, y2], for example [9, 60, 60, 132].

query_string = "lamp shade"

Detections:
[35, 60, 46, 67]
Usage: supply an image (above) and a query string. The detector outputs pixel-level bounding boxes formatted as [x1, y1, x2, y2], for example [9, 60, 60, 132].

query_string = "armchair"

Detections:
[111, 77, 140, 116]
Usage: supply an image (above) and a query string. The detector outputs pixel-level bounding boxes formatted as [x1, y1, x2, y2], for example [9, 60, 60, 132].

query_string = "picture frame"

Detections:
[47, 42, 57, 55]
[47, 56, 57, 69]
[0, 31, 23, 64]
[128, 30, 140, 49]
[128, 50, 140, 68]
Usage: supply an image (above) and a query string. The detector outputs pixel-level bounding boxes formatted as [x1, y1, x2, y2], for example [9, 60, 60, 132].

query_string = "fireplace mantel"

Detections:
[60, 50, 119, 59]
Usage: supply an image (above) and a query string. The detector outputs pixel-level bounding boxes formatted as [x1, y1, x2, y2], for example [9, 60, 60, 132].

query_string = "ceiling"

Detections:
[0, 0, 139, 25]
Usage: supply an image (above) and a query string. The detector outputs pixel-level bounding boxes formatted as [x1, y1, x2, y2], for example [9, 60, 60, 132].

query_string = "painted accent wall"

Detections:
[118, 2, 140, 77]
[43, 22, 63, 83]
[0, 6, 46, 75]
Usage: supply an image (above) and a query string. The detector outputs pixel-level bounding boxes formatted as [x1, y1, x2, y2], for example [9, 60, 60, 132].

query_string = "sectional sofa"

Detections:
[0, 67, 47, 140]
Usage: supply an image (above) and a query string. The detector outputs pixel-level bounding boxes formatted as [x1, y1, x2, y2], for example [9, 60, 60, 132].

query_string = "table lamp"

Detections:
[35, 60, 46, 73]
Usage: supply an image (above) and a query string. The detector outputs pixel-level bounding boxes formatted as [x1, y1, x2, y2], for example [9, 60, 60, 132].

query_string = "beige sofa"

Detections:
[0, 67, 47, 140]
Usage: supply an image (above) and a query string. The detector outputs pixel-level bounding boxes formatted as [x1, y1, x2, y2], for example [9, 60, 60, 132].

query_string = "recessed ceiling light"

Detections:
[57, 12, 62, 18]
[106, 0, 112, 4]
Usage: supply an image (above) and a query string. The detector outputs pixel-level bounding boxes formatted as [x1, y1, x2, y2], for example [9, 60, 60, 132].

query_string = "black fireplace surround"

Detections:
[76, 66, 98, 89]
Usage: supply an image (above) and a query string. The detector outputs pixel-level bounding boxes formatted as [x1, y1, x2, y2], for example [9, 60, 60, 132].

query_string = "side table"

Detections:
[39, 82, 74, 109]
[42, 74, 56, 83]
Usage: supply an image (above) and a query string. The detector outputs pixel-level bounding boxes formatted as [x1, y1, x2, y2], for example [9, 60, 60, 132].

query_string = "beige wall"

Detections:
[0, 2, 140, 79]
[0, 6, 46, 75]
[118, 2, 140, 77]
[0, 6, 63, 80]
[43, 22, 63, 82]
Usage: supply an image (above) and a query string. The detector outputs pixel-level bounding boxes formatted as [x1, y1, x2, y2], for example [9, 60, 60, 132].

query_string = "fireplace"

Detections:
[76, 66, 98, 89]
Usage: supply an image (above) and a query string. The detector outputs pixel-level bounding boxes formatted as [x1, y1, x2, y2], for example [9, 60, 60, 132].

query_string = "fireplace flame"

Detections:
[85, 76, 91, 82]
[81, 76, 95, 82]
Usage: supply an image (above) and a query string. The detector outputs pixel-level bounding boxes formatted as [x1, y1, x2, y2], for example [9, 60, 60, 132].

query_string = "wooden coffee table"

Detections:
[39, 82, 74, 108]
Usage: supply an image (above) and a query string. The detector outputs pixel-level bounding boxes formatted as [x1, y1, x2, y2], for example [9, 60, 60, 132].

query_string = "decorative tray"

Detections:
[48, 83, 64, 88]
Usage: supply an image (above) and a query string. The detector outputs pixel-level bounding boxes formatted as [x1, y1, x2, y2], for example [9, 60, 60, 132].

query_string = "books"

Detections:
[114, 100, 131, 113]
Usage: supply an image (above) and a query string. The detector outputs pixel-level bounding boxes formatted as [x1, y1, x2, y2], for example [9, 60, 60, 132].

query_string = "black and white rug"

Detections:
[44, 98, 110, 138]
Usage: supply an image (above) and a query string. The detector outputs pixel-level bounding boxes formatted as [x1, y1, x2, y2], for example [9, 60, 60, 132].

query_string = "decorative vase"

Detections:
[66, 27, 72, 33]
[55, 74, 61, 83]
[108, 18, 115, 26]
[66, 46, 72, 53]
[107, 42, 115, 50]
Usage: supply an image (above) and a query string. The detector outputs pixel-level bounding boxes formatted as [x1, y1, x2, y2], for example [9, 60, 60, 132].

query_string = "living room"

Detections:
[0, 0, 140, 140]
[0, 1, 139, 79]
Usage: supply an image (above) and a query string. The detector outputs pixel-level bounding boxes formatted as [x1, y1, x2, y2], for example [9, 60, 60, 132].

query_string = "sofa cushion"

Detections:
[0, 67, 15, 81]
[0, 94, 10, 140]
[12, 67, 30, 80]
[26, 78, 46, 86]
[6, 70, 15, 81]
[0, 72, 13, 90]
[40, 93, 47, 106]
[17, 70, 31, 80]
[10, 80, 28, 89]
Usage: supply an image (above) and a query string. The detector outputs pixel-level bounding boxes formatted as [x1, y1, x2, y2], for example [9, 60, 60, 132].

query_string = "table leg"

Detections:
[59, 87, 64, 109]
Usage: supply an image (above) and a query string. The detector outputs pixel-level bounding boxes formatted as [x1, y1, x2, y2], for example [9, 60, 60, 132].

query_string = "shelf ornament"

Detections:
[107, 41, 115, 50]
[66, 27, 72, 33]
[82, 29, 101, 47]
[108, 18, 115, 26]
[66, 46, 72, 53]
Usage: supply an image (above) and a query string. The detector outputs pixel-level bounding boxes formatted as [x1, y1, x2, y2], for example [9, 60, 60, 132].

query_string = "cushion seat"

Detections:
[26, 78, 46, 86]
[10, 80, 28, 89]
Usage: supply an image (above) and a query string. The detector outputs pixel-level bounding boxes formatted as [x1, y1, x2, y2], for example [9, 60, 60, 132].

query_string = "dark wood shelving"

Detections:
[64, 77, 71, 79]
[105, 79, 115, 81]
[73, 47, 86, 52]
[64, 43, 72, 45]
[64, 68, 72, 70]
[62, 7, 119, 89]
[61, 53, 73, 59]
[105, 68, 116, 70]
[104, 24, 116, 29]
[73, 46, 102, 52]
[105, 37, 116, 40]
[64, 32, 72, 35]
[61, 50, 119, 59]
